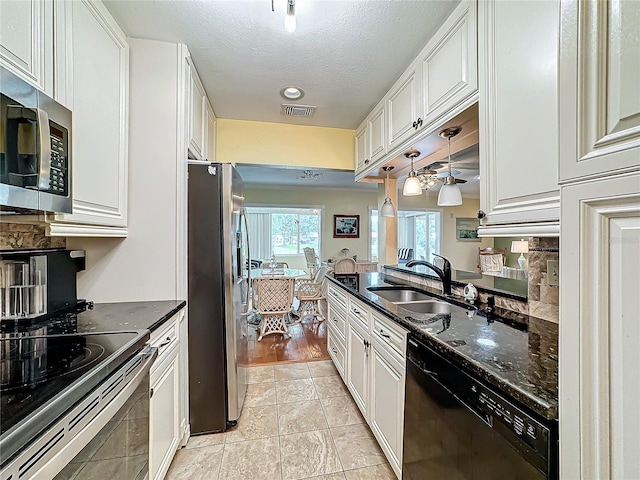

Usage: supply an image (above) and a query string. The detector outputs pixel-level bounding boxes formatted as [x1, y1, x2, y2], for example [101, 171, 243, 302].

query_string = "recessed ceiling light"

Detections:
[280, 86, 304, 100]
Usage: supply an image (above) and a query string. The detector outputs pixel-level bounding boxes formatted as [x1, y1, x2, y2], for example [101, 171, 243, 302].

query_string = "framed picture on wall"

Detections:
[334, 214, 360, 238]
[456, 217, 480, 241]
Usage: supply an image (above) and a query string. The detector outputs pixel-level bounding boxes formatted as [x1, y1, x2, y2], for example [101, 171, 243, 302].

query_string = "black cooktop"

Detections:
[0, 303, 149, 466]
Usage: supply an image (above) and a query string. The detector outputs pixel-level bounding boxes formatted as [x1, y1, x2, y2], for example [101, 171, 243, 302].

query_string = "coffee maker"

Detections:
[0, 248, 85, 322]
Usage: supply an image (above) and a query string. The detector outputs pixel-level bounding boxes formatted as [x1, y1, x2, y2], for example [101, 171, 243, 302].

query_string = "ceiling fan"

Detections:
[416, 161, 467, 190]
[298, 169, 323, 180]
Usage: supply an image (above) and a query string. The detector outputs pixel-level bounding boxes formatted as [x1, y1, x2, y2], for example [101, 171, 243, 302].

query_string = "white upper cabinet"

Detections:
[205, 101, 217, 162]
[354, 123, 369, 175]
[188, 61, 206, 160]
[0, 0, 53, 95]
[478, 0, 560, 235]
[418, 0, 477, 127]
[558, 0, 640, 183]
[354, 0, 478, 179]
[48, 0, 129, 235]
[386, 63, 420, 151]
[368, 100, 387, 166]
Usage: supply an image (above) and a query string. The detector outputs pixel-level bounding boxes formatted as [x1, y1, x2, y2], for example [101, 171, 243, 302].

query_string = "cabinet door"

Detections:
[150, 350, 180, 480]
[560, 172, 640, 480]
[50, 0, 128, 233]
[369, 343, 405, 478]
[387, 63, 420, 151]
[346, 320, 369, 418]
[367, 101, 386, 165]
[189, 65, 206, 160]
[478, 0, 560, 231]
[354, 124, 368, 174]
[0, 0, 52, 95]
[559, 0, 640, 182]
[205, 102, 216, 162]
[419, 0, 477, 124]
[327, 326, 346, 380]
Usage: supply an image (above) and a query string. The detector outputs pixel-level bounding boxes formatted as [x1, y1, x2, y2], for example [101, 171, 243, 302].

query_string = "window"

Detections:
[246, 207, 321, 259]
[370, 209, 441, 262]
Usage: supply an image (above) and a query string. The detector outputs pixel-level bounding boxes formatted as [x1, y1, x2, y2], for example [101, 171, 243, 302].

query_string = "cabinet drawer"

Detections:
[327, 303, 347, 340]
[150, 316, 179, 362]
[348, 297, 370, 331]
[372, 311, 408, 360]
[327, 328, 346, 379]
[327, 284, 348, 310]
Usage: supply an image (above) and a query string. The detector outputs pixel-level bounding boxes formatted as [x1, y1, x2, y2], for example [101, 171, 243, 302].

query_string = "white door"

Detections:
[367, 101, 386, 166]
[354, 124, 368, 174]
[387, 63, 420, 150]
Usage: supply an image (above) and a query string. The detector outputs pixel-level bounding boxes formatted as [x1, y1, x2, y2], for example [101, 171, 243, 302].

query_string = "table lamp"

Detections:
[511, 240, 529, 270]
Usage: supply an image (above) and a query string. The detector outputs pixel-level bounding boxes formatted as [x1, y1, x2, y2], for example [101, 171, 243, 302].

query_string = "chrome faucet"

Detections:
[406, 254, 452, 296]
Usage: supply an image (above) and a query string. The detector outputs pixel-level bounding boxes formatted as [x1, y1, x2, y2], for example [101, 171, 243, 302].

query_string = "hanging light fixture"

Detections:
[380, 166, 396, 217]
[437, 127, 463, 206]
[402, 150, 423, 196]
[285, 0, 296, 32]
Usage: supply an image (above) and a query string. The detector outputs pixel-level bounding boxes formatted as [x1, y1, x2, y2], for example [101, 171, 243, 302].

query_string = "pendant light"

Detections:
[284, 0, 296, 32]
[437, 127, 463, 206]
[380, 166, 396, 217]
[402, 150, 423, 196]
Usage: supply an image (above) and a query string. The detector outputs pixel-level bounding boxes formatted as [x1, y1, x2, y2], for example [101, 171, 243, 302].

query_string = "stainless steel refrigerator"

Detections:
[188, 162, 250, 434]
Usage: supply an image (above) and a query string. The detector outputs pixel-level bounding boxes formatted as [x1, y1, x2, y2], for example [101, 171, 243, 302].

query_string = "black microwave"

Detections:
[0, 67, 72, 213]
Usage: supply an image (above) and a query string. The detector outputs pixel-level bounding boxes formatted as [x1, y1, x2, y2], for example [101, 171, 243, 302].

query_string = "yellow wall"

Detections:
[217, 119, 354, 169]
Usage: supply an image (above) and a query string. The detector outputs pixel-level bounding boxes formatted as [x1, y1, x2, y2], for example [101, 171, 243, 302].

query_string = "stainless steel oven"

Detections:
[0, 67, 72, 213]
[0, 340, 156, 480]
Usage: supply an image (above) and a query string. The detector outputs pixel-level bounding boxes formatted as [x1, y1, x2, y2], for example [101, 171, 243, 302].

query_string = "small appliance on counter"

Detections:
[0, 248, 86, 322]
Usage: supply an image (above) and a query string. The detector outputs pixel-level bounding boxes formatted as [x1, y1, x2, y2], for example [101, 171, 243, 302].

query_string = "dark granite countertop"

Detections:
[75, 300, 187, 333]
[326, 272, 558, 420]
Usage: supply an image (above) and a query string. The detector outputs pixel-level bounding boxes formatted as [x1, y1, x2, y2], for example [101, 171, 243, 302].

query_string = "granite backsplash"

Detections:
[0, 223, 66, 250]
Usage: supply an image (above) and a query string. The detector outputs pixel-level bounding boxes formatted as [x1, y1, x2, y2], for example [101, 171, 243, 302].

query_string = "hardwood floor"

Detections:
[246, 318, 330, 366]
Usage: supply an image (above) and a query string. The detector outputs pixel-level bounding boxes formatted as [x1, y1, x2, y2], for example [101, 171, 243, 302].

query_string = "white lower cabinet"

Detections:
[346, 320, 370, 417]
[328, 285, 408, 479]
[150, 347, 179, 480]
[149, 311, 186, 480]
[369, 341, 405, 472]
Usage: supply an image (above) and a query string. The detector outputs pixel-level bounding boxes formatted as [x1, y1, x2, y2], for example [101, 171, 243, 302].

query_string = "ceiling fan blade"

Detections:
[453, 178, 467, 184]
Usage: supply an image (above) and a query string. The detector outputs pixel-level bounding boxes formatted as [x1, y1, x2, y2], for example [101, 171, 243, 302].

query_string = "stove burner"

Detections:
[0, 338, 106, 392]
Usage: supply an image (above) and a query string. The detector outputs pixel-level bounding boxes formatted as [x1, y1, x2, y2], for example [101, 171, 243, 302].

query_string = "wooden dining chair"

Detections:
[334, 257, 356, 274]
[253, 277, 295, 341]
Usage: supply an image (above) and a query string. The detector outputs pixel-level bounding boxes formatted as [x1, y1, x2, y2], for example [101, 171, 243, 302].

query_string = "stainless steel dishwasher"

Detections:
[402, 334, 558, 479]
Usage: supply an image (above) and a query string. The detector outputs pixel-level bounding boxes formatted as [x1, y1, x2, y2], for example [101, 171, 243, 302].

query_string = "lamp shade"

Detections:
[380, 197, 395, 217]
[510, 240, 529, 254]
[403, 173, 422, 196]
[437, 183, 462, 206]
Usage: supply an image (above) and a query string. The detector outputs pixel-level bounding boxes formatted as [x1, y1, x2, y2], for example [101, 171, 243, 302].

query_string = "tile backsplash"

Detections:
[0, 223, 66, 250]
[527, 237, 559, 323]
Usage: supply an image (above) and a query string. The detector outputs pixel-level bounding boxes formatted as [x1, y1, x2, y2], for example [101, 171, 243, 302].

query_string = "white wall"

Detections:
[69, 39, 183, 302]
[397, 192, 492, 271]
[244, 186, 378, 264]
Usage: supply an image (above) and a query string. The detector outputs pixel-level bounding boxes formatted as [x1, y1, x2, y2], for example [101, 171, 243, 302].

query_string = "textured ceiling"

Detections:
[103, 0, 460, 129]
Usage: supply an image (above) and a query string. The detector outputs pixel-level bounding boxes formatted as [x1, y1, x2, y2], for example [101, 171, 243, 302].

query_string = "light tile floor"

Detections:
[166, 361, 396, 480]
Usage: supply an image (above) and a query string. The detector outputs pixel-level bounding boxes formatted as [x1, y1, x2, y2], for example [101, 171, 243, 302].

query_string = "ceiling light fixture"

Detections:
[402, 150, 423, 196]
[437, 127, 463, 206]
[380, 166, 396, 217]
[285, 0, 296, 33]
[280, 86, 304, 100]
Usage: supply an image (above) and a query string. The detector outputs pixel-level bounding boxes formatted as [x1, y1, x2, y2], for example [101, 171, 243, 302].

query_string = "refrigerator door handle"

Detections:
[241, 207, 252, 310]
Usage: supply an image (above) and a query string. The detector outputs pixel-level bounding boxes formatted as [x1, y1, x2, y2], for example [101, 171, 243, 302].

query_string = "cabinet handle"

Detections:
[352, 308, 361, 315]
[150, 388, 154, 399]
[364, 159, 369, 165]
[159, 337, 172, 348]
[332, 316, 338, 323]
[412, 120, 417, 129]
[417, 117, 423, 127]
[379, 329, 390, 339]
[332, 347, 338, 354]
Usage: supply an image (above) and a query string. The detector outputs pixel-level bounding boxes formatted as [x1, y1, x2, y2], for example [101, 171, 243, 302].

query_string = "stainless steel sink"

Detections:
[395, 300, 452, 314]
[367, 287, 433, 303]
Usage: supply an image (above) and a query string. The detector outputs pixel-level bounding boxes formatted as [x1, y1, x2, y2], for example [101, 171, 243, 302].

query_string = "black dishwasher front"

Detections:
[402, 335, 558, 480]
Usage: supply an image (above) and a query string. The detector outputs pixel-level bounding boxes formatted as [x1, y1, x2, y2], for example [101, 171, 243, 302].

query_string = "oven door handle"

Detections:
[422, 367, 492, 427]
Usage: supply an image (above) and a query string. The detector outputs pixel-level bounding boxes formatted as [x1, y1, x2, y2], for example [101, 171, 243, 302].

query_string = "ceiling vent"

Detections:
[281, 103, 316, 117]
